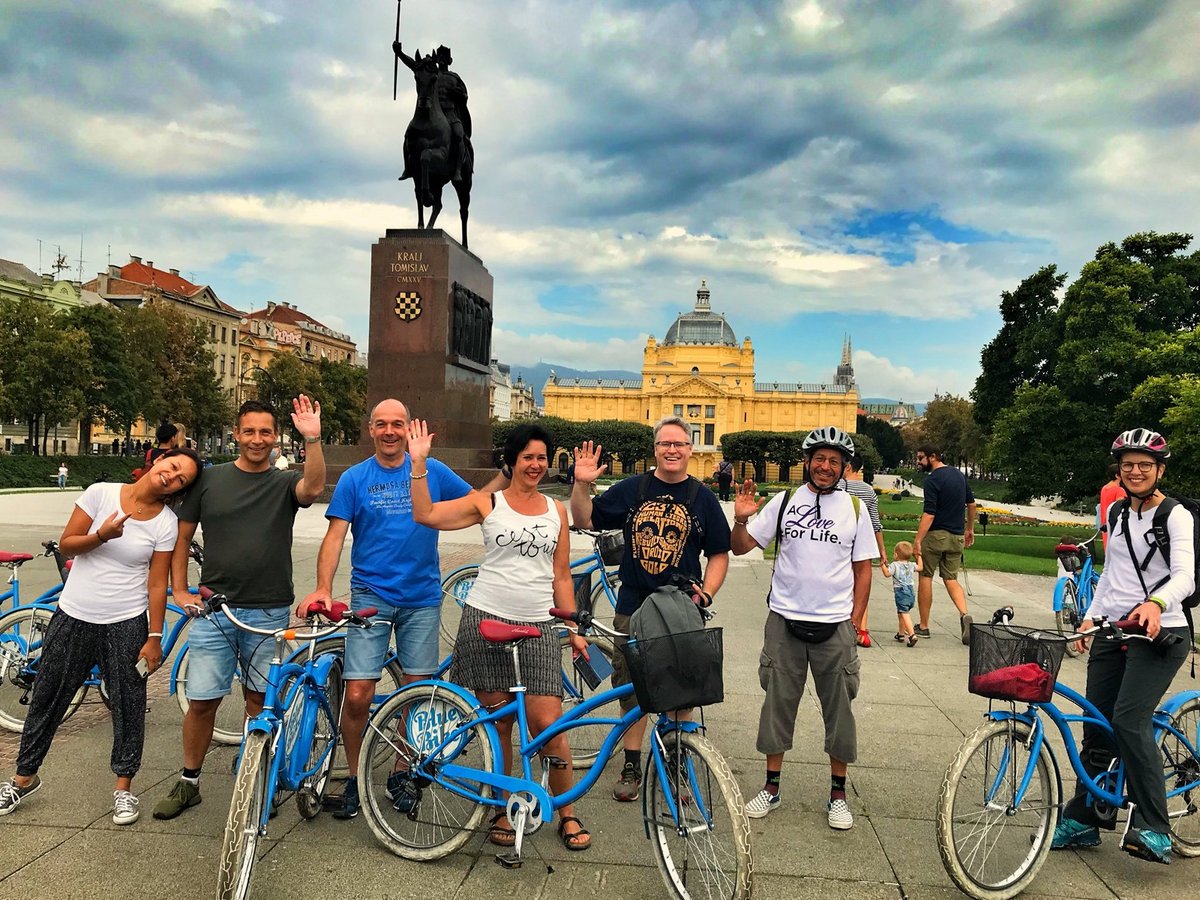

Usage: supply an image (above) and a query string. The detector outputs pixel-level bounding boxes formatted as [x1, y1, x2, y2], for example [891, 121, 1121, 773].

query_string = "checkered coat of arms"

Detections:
[394, 291, 422, 321]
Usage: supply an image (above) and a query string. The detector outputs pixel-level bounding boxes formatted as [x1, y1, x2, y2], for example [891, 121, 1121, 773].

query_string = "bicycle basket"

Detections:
[967, 624, 1067, 704]
[597, 530, 625, 566]
[573, 571, 593, 616]
[620, 627, 723, 713]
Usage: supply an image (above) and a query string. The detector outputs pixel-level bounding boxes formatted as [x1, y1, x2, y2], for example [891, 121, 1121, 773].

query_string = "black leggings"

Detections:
[16, 608, 148, 779]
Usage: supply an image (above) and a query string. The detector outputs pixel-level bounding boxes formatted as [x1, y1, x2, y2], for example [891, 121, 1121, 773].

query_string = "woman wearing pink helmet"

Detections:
[1052, 428, 1193, 864]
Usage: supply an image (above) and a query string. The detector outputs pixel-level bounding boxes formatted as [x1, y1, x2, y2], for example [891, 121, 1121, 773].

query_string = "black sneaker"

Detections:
[613, 762, 641, 802]
[913, 625, 931, 639]
[332, 775, 359, 820]
[961, 615, 973, 645]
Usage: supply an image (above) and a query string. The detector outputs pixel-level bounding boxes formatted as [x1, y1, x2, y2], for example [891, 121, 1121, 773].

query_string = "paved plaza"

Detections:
[0, 490, 1195, 899]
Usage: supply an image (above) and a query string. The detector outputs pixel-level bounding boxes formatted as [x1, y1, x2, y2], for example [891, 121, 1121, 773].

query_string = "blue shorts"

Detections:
[342, 587, 441, 680]
[894, 585, 915, 613]
[185, 606, 291, 700]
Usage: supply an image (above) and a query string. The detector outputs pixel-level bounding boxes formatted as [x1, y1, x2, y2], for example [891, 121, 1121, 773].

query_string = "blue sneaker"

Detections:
[332, 776, 359, 820]
[1122, 827, 1172, 864]
[1051, 817, 1101, 849]
[386, 770, 418, 814]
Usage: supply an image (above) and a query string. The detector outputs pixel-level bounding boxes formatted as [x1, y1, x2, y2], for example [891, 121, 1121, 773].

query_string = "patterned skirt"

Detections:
[449, 603, 563, 697]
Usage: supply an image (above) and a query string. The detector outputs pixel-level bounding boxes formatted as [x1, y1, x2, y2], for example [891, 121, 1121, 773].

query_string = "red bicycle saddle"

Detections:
[0, 552, 34, 565]
[479, 619, 541, 643]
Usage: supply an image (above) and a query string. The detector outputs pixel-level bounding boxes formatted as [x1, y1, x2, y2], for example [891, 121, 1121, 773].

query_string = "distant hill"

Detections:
[861, 397, 928, 415]
[510, 363, 640, 406]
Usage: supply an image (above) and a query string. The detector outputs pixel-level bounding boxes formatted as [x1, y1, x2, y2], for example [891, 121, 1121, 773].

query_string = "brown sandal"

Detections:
[558, 815, 592, 851]
[488, 812, 516, 847]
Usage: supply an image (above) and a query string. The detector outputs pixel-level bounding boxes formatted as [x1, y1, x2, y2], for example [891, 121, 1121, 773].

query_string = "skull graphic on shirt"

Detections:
[631, 498, 691, 576]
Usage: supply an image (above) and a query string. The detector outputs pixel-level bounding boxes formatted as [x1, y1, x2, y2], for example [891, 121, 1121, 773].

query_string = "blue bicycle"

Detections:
[936, 610, 1200, 899]
[195, 591, 375, 900]
[1052, 531, 1101, 656]
[0, 541, 69, 614]
[355, 604, 752, 900]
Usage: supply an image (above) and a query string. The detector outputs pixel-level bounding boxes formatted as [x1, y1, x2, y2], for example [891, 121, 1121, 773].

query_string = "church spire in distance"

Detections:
[836, 334, 855, 386]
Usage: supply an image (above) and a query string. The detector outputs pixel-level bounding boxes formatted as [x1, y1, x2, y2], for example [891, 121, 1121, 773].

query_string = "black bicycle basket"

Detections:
[967, 623, 1067, 704]
[597, 530, 625, 566]
[620, 627, 724, 713]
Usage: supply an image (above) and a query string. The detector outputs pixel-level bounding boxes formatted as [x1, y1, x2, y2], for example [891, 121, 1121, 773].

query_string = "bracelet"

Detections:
[96, 533, 108, 544]
[411, 470, 429, 480]
[1147, 596, 1167, 612]
[733, 517, 749, 526]
[304, 435, 320, 444]
[147, 632, 163, 639]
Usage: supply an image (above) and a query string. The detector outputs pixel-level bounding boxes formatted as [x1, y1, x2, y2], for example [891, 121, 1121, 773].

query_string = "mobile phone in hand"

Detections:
[135, 657, 150, 679]
[573, 648, 614, 690]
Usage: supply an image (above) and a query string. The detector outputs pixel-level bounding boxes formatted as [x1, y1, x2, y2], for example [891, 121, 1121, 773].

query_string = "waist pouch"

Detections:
[784, 618, 841, 644]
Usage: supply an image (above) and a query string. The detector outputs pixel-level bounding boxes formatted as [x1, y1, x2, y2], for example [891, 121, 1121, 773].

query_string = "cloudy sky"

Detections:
[4, 0, 1199, 401]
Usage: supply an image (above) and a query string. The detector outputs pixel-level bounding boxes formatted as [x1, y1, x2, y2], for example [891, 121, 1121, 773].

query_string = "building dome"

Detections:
[662, 280, 738, 347]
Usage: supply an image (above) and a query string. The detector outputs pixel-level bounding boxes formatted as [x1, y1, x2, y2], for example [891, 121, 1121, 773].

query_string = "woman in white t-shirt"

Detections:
[407, 420, 593, 852]
[0, 449, 202, 825]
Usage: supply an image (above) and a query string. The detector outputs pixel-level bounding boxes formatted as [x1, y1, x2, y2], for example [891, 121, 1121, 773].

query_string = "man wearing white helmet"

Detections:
[731, 426, 875, 831]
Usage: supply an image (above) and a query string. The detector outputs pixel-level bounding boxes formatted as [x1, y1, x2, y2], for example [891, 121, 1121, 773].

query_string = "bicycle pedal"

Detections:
[542, 755, 568, 770]
[494, 852, 523, 869]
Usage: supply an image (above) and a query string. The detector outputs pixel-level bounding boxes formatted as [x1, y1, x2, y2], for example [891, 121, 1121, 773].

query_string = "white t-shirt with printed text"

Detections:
[58, 482, 180, 625]
[746, 485, 876, 622]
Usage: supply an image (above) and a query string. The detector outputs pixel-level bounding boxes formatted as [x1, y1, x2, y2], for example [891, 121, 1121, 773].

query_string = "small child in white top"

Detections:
[891, 540, 920, 647]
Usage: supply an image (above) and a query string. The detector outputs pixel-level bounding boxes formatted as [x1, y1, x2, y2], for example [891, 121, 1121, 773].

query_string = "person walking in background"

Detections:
[714, 457, 735, 502]
[913, 445, 976, 643]
[838, 453, 888, 647]
[0, 450, 201, 823]
[1098, 463, 1123, 551]
[147, 422, 179, 466]
[890, 541, 920, 647]
[57, 461, 68, 490]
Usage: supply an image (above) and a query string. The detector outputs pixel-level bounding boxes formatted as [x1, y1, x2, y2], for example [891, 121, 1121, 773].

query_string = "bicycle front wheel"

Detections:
[1161, 698, 1200, 856]
[1056, 581, 1083, 657]
[0, 606, 85, 733]
[646, 731, 753, 900]
[359, 683, 494, 861]
[292, 664, 343, 820]
[439, 565, 478, 653]
[559, 633, 622, 768]
[217, 730, 271, 900]
[936, 718, 1059, 899]
[174, 646, 245, 745]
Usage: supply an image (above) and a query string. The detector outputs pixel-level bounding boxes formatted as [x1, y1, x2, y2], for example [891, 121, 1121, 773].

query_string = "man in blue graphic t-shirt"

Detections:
[299, 398, 509, 819]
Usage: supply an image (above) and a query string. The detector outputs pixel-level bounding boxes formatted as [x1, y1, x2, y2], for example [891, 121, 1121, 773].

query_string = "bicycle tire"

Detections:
[1161, 698, 1200, 857]
[174, 646, 248, 745]
[645, 731, 753, 900]
[936, 718, 1058, 899]
[559, 633, 622, 768]
[589, 571, 621, 628]
[439, 565, 478, 652]
[0, 606, 85, 733]
[358, 682, 494, 861]
[297, 663, 343, 820]
[1056, 581, 1083, 658]
[216, 730, 270, 900]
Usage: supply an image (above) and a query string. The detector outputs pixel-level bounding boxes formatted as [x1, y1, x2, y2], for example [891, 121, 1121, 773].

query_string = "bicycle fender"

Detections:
[399, 678, 504, 767]
[1158, 690, 1200, 719]
[1052, 577, 1068, 613]
[985, 709, 1065, 813]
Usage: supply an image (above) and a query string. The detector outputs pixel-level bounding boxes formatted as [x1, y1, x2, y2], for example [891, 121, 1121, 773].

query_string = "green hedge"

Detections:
[0, 454, 237, 489]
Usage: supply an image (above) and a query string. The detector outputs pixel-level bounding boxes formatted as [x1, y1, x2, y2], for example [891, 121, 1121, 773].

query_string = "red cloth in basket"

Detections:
[969, 662, 1052, 703]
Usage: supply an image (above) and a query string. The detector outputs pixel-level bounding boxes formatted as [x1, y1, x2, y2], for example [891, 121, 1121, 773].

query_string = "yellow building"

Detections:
[543, 281, 859, 479]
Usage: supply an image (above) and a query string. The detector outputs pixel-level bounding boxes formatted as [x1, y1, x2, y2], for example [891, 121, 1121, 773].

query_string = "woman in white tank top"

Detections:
[408, 420, 593, 851]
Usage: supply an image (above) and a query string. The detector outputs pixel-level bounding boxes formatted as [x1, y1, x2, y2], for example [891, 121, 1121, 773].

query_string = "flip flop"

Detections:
[558, 815, 592, 851]
[488, 812, 516, 847]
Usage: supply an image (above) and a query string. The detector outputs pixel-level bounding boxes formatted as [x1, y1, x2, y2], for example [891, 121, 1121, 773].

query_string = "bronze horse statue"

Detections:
[397, 46, 473, 249]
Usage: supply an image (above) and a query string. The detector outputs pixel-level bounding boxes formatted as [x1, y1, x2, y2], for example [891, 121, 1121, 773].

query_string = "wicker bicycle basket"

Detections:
[620, 627, 724, 713]
[967, 623, 1068, 704]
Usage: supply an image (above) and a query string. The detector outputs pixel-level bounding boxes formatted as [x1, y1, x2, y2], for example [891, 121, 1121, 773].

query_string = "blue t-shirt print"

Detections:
[327, 455, 471, 607]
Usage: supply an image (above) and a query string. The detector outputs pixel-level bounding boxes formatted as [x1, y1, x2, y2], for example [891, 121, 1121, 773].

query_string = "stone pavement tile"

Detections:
[849, 766, 945, 821]
[852, 702, 963, 738]
[869, 814, 1116, 898]
[754, 873, 901, 899]
[0, 823, 77, 876]
[452, 854, 660, 900]
[259, 838, 476, 898]
[900, 887, 1112, 900]
[1070, 844, 1199, 899]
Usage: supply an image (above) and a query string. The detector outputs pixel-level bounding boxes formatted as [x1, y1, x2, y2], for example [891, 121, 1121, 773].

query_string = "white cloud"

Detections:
[851, 349, 974, 401]
[491, 328, 648, 372]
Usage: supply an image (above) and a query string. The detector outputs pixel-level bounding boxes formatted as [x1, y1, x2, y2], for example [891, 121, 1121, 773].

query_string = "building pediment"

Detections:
[658, 376, 733, 399]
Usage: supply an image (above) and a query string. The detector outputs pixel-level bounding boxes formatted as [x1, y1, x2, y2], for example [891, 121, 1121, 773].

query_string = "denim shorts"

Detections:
[894, 584, 916, 613]
[342, 586, 441, 680]
[184, 605, 291, 700]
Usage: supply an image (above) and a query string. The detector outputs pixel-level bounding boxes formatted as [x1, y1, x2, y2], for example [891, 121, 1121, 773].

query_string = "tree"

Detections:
[856, 415, 905, 468]
[921, 394, 984, 468]
[989, 384, 1096, 502]
[317, 358, 367, 444]
[256, 352, 320, 440]
[849, 432, 882, 483]
[66, 304, 148, 451]
[719, 431, 774, 481]
[764, 432, 804, 481]
[589, 420, 654, 474]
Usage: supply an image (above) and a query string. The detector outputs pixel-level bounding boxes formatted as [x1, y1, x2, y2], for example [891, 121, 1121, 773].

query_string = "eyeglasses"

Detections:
[1119, 461, 1157, 473]
[654, 441, 691, 450]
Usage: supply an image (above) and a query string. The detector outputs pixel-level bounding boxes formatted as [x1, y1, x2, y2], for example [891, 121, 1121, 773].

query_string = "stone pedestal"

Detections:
[324, 229, 497, 494]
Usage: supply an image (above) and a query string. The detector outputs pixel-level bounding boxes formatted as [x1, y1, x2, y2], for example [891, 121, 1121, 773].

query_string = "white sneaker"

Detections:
[113, 790, 140, 825]
[827, 797, 853, 830]
[745, 788, 781, 819]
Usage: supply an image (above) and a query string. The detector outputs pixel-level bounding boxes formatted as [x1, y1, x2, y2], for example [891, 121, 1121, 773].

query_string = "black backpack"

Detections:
[1108, 492, 1200, 654]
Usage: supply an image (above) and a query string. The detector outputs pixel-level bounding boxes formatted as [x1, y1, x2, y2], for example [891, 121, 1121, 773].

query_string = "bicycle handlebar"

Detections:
[988, 606, 1178, 647]
[191, 587, 375, 640]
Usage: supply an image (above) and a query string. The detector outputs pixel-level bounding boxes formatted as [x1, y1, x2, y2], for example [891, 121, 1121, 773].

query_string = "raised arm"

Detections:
[407, 419, 488, 530]
[569, 441, 607, 529]
[731, 479, 765, 555]
[291, 394, 326, 505]
[298, 518, 350, 616]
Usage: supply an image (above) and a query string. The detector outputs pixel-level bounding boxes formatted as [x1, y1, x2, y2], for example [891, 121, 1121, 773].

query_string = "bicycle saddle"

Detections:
[0, 552, 34, 565]
[479, 619, 541, 643]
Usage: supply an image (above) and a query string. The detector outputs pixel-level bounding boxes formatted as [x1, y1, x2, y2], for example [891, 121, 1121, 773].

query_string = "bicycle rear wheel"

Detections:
[645, 731, 752, 900]
[174, 646, 246, 745]
[936, 718, 1058, 899]
[439, 565, 478, 654]
[559, 633, 622, 768]
[1161, 698, 1200, 856]
[1056, 581, 1083, 657]
[358, 683, 494, 861]
[590, 571, 620, 629]
[217, 730, 271, 900]
[0, 606, 85, 733]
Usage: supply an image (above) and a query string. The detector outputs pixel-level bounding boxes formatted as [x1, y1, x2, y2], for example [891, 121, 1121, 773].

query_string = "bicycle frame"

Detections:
[1052, 541, 1100, 617]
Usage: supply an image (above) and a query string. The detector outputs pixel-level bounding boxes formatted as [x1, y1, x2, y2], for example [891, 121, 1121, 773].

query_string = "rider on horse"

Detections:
[393, 41, 471, 181]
